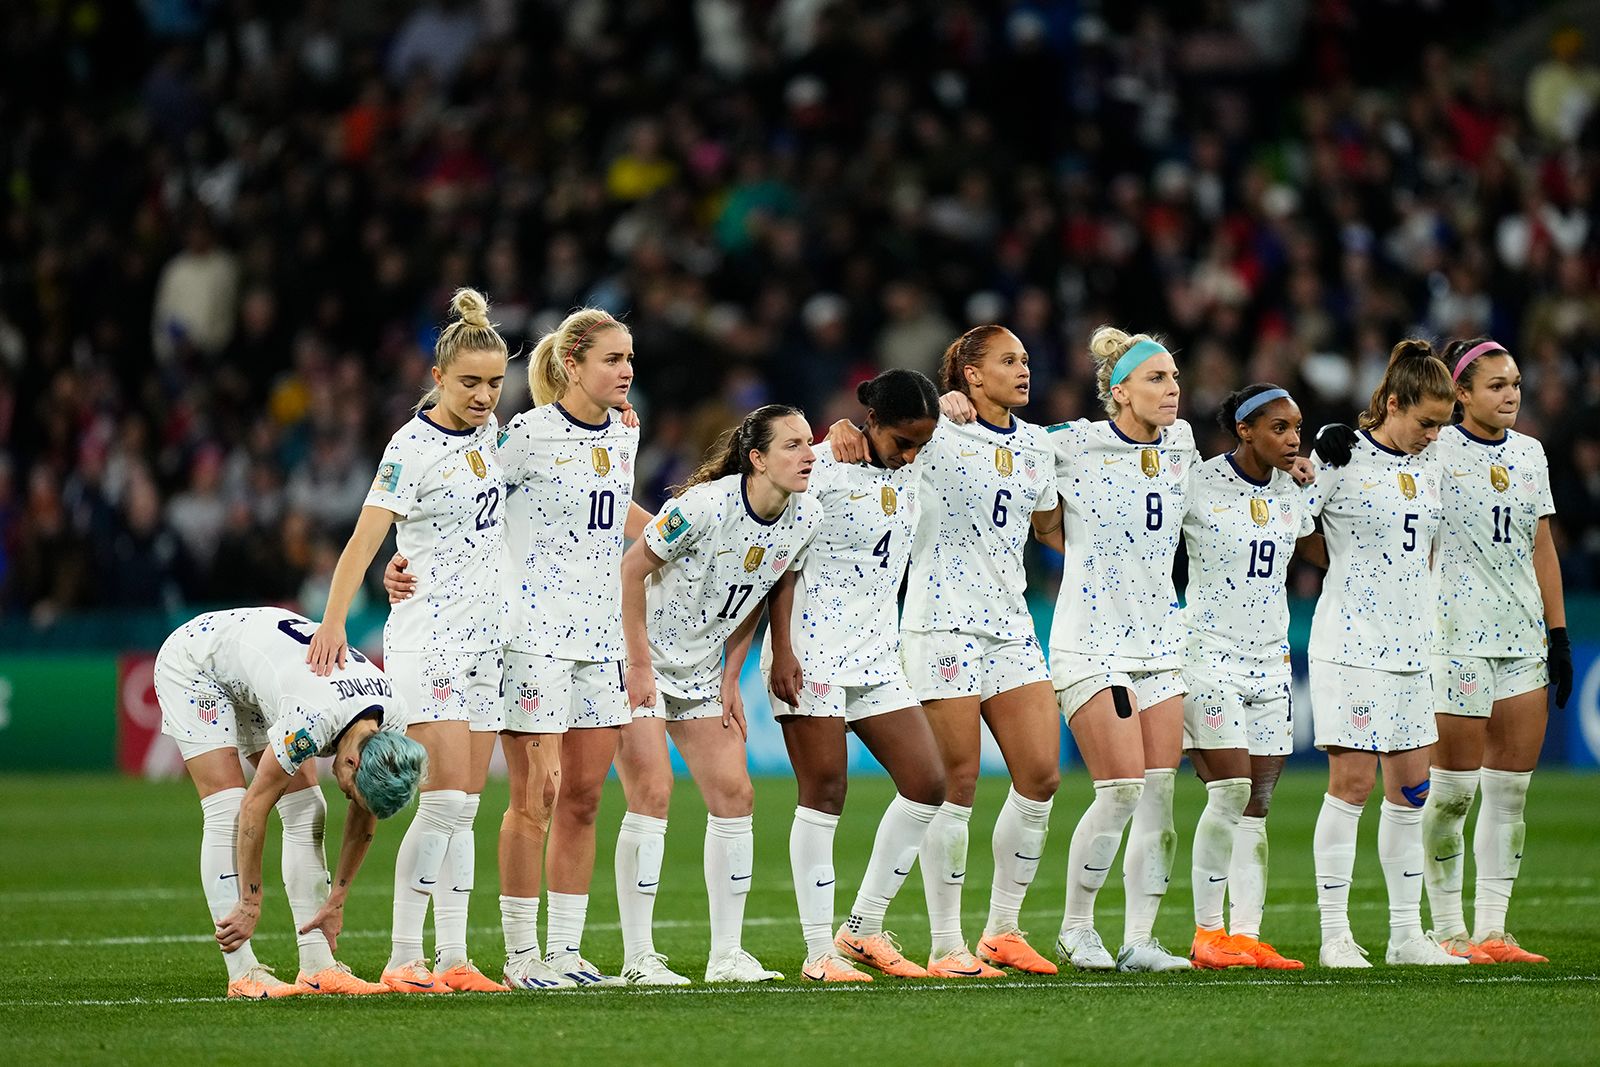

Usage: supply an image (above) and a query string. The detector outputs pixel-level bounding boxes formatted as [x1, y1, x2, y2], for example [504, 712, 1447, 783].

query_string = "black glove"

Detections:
[1314, 423, 1359, 468]
[1548, 626, 1573, 709]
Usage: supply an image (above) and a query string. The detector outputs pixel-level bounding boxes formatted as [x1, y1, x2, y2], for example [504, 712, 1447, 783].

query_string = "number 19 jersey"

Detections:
[901, 416, 1059, 642]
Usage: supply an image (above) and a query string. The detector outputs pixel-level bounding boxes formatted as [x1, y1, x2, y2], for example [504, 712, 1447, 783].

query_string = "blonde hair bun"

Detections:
[451, 287, 493, 330]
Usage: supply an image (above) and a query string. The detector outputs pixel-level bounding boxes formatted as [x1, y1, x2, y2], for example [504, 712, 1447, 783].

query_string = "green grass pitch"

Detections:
[2, 770, 1597, 1065]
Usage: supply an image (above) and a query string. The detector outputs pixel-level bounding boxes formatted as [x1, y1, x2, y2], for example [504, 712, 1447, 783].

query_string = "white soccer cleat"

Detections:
[1056, 927, 1116, 971]
[1115, 937, 1193, 973]
[544, 949, 626, 988]
[1319, 932, 1373, 969]
[503, 955, 578, 991]
[622, 951, 692, 986]
[1386, 933, 1471, 966]
[705, 948, 784, 983]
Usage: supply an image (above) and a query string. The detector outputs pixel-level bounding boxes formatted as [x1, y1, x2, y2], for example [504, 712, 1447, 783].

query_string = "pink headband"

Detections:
[1452, 341, 1506, 381]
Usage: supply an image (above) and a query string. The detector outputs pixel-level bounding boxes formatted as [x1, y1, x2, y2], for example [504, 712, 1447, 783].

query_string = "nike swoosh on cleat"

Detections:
[1208, 875, 1227, 882]
[1014, 852, 1042, 861]
[841, 940, 865, 954]
[946, 968, 983, 976]
[402, 979, 435, 989]
[301, 980, 321, 990]
[1434, 852, 1463, 862]
[816, 879, 835, 887]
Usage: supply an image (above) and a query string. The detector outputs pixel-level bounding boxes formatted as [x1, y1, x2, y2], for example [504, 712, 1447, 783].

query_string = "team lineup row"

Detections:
[156, 288, 1568, 997]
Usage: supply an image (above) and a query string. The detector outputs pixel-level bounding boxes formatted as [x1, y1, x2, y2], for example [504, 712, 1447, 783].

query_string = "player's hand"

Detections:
[769, 648, 803, 708]
[720, 673, 747, 741]
[626, 661, 657, 713]
[307, 622, 348, 676]
[297, 898, 345, 953]
[939, 390, 976, 424]
[383, 553, 416, 605]
[1289, 456, 1316, 486]
[1314, 424, 1358, 468]
[1548, 627, 1573, 709]
[826, 419, 868, 464]
[215, 900, 261, 952]
[617, 401, 640, 429]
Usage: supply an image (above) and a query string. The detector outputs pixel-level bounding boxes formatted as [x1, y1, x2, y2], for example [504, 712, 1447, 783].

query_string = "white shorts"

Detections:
[1182, 667, 1293, 756]
[901, 630, 1050, 702]
[502, 652, 629, 733]
[386, 648, 503, 733]
[647, 687, 721, 722]
[155, 638, 269, 762]
[764, 672, 919, 725]
[1310, 659, 1436, 753]
[1052, 653, 1186, 722]
[1432, 655, 1548, 718]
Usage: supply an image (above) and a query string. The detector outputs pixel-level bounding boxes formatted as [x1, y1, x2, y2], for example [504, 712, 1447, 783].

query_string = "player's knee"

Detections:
[705, 776, 754, 817]
[628, 774, 674, 819]
[943, 758, 981, 806]
[1018, 763, 1060, 801]
[902, 765, 946, 808]
[1399, 778, 1430, 808]
[556, 779, 604, 827]
[501, 803, 551, 841]
[800, 772, 847, 816]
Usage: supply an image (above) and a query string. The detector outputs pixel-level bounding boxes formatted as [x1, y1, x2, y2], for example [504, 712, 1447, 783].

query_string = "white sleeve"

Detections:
[497, 419, 533, 488]
[1033, 436, 1061, 513]
[644, 490, 711, 561]
[364, 437, 423, 518]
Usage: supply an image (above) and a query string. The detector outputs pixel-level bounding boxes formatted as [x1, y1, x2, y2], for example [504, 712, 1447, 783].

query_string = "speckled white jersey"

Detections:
[499, 403, 639, 660]
[644, 474, 822, 700]
[1047, 418, 1198, 669]
[1182, 455, 1314, 674]
[1433, 425, 1555, 658]
[758, 443, 919, 685]
[365, 410, 507, 653]
[158, 607, 406, 775]
[1308, 432, 1443, 671]
[901, 415, 1059, 641]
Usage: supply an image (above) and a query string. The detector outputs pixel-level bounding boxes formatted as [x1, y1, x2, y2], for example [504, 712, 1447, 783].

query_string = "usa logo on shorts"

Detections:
[1350, 704, 1372, 730]
[1204, 705, 1224, 730]
[518, 684, 540, 712]
[197, 698, 218, 725]
[432, 677, 453, 701]
[808, 682, 832, 697]
[1459, 672, 1478, 697]
[937, 655, 961, 682]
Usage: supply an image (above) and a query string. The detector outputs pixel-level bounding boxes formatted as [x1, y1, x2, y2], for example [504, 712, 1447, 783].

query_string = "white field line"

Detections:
[2, 974, 1597, 1010]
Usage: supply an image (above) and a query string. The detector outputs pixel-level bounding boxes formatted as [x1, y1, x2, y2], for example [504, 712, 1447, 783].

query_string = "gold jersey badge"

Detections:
[1141, 449, 1161, 478]
[1490, 464, 1509, 492]
[592, 447, 611, 476]
[466, 450, 487, 478]
[743, 546, 766, 573]
[1250, 498, 1270, 526]
[881, 486, 898, 515]
[995, 448, 1014, 477]
[1398, 472, 1417, 499]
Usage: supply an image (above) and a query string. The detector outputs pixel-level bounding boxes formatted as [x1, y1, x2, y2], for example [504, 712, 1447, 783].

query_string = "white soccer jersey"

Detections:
[499, 403, 639, 661]
[365, 410, 508, 654]
[1433, 425, 1555, 657]
[172, 607, 407, 775]
[901, 415, 1059, 641]
[758, 442, 920, 685]
[644, 474, 823, 700]
[1047, 418, 1199, 669]
[1182, 454, 1315, 674]
[1308, 431, 1443, 671]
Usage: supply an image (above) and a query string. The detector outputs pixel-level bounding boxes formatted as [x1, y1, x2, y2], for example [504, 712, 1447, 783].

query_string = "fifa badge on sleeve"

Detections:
[373, 462, 402, 494]
[285, 728, 316, 765]
[656, 507, 690, 543]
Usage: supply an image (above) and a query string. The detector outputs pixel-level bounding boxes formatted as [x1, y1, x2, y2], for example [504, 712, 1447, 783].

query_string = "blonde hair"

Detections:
[1087, 324, 1165, 417]
[415, 288, 509, 412]
[1358, 338, 1454, 429]
[528, 308, 629, 406]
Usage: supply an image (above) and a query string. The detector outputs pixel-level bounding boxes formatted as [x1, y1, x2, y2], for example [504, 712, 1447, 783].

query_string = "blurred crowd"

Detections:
[5, 0, 1600, 625]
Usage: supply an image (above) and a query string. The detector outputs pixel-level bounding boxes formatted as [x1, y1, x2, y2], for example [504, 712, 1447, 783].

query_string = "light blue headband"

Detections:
[1109, 339, 1170, 387]
[1234, 387, 1291, 423]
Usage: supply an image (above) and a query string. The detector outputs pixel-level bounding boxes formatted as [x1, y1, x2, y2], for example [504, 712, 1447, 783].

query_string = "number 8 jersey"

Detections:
[1308, 432, 1443, 671]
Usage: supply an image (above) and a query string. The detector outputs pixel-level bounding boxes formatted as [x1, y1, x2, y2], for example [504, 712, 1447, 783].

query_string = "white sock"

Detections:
[200, 787, 258, 982]
[790, 807, 840, 960]
[1473, 768, 1531, 940]
[616, 811, 667, 962]
[275, 787, 336, 974]
[986, 786, 1053, 936]
[432, 792, 481, 970]
[919, 802, 972, 956]
[500, 895, 540, 962]
[1421, 767, 1479, 939]
[1314, 794, 1363, 942]
[389, 788, 466, 970]
[1228, 815, 1270, 940]
[845, 794, 938, 938]
[1061, 778, 1143, 935]
[705, 814, 754, 961]
[546, 892, 589, 958]
[1379, 800, 1425, 946]
[1121, 768, 1177, 946]
[1192, 778, 1250, 930]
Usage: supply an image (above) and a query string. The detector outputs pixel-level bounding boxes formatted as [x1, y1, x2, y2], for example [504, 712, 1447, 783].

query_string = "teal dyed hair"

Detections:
[355, 730, 427, 819]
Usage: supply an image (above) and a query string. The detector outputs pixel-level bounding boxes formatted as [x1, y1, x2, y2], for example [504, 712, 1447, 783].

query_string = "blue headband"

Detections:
[1109, 340, 1170, 387]
[1233, 388, 1291, 423]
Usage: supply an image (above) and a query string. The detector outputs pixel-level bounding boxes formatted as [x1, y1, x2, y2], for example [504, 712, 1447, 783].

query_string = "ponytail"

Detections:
[1359, 339, 1454, 430]
[939, 325, 1009, 396]
[676, 404, 804, 495]
[528, 307, 628, 406]
[415, 288, 509, 412]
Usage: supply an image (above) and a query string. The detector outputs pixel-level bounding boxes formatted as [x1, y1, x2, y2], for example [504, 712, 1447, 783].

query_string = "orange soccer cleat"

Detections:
[436, 960, 511, 992]
[1475, 932, 1548, 964]
[977, 930, 1058, 974]
[834, 929, 929, 978]
[297, 962, 389, 994]
[227, 964, 303, 999]
[801, 952, 873, 982]
[381, 959, 450, 993]
[1190, 926, 1256, 970]
[1227, 935, 1304, 970]
[1434, 932, 1496, 965]
[926, 947, 1004, 979]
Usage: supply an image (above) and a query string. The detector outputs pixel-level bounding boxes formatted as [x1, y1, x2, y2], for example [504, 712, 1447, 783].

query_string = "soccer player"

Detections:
[1179, 384, 1319, 970]
[1306, 340, 1467, 968]
[157, 606, 426, 998]
[621, 404, 823, 982]
[760, 370, 946, 981]
[1421, 338, 1568, 963]
[834, 325, 1064, 978]
[309, 288, 511, 993]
